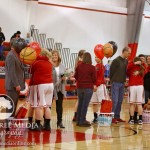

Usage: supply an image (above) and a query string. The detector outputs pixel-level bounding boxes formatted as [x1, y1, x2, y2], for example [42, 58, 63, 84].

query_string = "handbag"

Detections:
[100, 85, 112, 113]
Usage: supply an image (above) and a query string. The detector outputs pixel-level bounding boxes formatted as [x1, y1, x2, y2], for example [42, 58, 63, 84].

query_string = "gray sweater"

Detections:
[53, 63, 66, 100]
[110, 56, 128, 83]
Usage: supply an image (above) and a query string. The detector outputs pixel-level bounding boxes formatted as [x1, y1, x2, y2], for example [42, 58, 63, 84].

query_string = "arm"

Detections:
[92, 66, 97, 85]
[109, 59, 119, 80]
[74, 67, 78, 81]
[127, 62, 135, 76]
[6, 55, 20, 90]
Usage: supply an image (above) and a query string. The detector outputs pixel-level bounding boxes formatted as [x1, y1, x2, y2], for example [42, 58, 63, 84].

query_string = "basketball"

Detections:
[108, 41, 118, 56]
[20, 47, 37, 65]
[103, 43, 113, 58]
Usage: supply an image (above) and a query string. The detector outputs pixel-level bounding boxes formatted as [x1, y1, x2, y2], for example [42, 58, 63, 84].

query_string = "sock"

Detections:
[28, 117, 33, 122]
[94, 112, 98, 119]
[139, 115, 142, 120]
[35, 120, 41, 126]
[130, 116, 134, 120]
[134, 112, 138, 120]
[44, 119, 50, 126]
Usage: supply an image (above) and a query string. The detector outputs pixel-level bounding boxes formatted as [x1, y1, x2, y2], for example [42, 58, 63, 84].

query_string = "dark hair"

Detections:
[122, 46, 130, 53]
[133, 57, 145, 76]
[138, 54, 145, 58]
[82, 52, 92, 64]
[12, 38, 27, 53]
[16, 31, 21, 34]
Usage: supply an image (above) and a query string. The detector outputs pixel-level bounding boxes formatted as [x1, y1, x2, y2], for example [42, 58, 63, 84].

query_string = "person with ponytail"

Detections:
[127, 57, 147, 125]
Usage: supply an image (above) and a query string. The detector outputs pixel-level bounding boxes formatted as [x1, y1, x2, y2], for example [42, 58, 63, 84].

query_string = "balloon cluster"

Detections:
[20, 41, 41, 65]
[94, 41, 118, 59]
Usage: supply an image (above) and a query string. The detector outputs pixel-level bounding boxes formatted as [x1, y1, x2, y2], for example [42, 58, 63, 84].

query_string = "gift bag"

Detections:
[100, 85, 112, 113]
[100, 100, 112, 113]
[15, 102, 28, 119]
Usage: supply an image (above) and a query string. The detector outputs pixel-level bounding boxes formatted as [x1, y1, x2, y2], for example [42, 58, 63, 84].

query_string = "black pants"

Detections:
[56, 92, 64, 123]
[7, 90, 19, 117]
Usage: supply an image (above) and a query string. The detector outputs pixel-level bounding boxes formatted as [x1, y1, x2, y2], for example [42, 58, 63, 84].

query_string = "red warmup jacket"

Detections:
[29, 56, 53, 85]
[95, 63, 105, 86]
[127, 62, 147, 86]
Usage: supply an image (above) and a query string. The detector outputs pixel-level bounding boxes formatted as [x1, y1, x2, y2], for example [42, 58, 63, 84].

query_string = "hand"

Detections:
[16, 85, 21, 92]
[93, 85, 97, 92]
[61, 76, 66, 81]
[133, 71, 139, 76]
[134, 61, 141, 65]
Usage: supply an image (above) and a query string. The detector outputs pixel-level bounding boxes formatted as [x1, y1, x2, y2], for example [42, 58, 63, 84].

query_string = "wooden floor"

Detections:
[1, 97, 150, 150]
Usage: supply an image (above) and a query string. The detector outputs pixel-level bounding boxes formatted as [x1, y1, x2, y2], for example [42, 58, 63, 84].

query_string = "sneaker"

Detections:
[117, 118, 126, 123]
[112, 118, 118, 124]
[138, 120, 143, 125]
[128, 119, 134, 125]
[92, 118, 98, 124]
[72, 116, 76, 122]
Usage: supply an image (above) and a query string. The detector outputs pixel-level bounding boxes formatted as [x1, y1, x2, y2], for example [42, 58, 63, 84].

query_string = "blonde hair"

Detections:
[40, 48, 52, 59]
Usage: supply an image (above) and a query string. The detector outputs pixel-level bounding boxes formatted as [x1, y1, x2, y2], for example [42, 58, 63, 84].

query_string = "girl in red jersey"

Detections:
[28, 48, 54, 131]
[127, 57, 147, 125]
[90, 56, 107, 123]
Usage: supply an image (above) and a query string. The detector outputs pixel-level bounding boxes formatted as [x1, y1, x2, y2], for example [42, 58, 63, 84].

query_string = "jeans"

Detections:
[76, 88, 93, 124]
[111, 82, 124, 119]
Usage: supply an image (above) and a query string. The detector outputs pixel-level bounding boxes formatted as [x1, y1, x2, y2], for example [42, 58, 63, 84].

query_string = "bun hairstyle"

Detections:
[133, 57, 145, 76]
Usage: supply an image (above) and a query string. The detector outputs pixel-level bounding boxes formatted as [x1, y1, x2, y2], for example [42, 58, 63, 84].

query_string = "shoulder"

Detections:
[59, 63, 65, 69]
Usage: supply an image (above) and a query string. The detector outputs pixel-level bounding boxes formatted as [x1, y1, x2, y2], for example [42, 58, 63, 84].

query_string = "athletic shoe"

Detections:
[92, 118, 98, 124]
[138, 120, 143, 125]
[128, 119, 134, 125]
[72, 117, 76, 122]
[117, 118, 126, 123]
[112, 118, 118, 124]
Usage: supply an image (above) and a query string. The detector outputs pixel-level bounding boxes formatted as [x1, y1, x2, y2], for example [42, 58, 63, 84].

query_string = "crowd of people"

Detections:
[2, 27, 150, 131]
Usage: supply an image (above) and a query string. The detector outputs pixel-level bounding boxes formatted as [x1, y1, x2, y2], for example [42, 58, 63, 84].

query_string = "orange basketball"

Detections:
[20, 47, 37, 65]
[103, 43, 113, 58]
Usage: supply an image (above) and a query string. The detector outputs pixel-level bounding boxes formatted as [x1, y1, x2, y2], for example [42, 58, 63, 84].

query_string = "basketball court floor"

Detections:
[1, 97, 150, 150]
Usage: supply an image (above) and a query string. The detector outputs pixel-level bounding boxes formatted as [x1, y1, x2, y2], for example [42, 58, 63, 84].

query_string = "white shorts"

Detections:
[128, 85, 145, 104]
[90, 84, 107, 104]
[28, 83, 54, 107]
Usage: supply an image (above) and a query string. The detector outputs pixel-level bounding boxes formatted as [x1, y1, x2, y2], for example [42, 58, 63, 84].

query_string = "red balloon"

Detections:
[29, 42, 41, 56]
[94, 44, 104, 60]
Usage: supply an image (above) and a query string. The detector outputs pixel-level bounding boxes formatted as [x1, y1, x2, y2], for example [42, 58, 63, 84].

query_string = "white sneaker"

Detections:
[138, 120, 143, 125]
[128, 120, 134, 124]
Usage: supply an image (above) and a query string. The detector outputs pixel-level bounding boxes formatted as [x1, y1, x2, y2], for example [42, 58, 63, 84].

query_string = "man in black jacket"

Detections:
[110, 47, 131, 123]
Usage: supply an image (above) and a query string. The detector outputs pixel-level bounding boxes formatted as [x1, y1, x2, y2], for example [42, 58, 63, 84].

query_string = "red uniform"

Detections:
[127, 62, 147, 86]
[95, 63, 105, 87]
